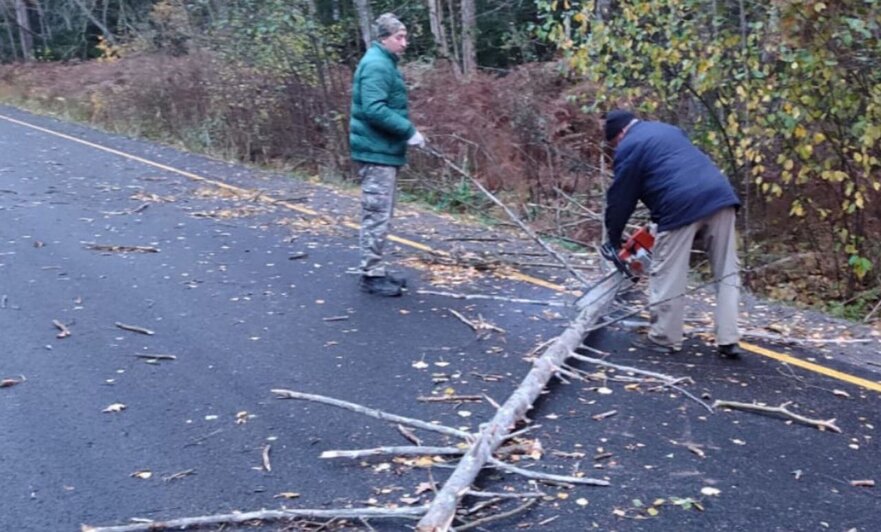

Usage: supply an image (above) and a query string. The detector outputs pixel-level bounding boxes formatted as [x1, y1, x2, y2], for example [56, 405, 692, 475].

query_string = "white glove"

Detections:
[407, 130, 426, 148]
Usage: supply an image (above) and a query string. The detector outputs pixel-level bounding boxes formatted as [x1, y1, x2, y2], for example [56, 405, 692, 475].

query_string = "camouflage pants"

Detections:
[357, 164, 399, 277]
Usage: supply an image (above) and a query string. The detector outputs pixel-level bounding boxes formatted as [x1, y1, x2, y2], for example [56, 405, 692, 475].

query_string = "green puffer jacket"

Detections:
[349, 42, 416, 167]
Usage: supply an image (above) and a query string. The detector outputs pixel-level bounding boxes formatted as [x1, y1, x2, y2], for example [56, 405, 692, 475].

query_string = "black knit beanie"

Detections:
[604, 110, 637, 142]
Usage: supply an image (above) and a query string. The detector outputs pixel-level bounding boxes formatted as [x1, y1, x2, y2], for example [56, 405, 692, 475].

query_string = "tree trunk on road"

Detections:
[416, 272, 622, 531]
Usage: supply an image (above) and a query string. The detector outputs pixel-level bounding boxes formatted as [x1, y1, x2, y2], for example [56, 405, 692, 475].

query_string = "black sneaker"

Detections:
[387, 274, 408, 288]
[359, 276, 403, 297]
[718, 344, 741, 359]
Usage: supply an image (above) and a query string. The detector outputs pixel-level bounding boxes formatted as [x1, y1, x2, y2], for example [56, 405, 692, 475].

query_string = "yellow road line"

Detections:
[741, 342, 881, 393]
[3, 112, 878, 391]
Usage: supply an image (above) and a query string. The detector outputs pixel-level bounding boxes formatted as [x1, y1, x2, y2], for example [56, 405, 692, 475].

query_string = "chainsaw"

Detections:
[575, 226, 654, 310]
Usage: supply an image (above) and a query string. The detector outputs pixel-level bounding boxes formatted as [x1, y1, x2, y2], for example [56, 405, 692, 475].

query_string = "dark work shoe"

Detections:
[387, 274, 408, 288]
[632, 336, 681, 354]
[359, 276, 403, 297]
[718, 344, 742, 359]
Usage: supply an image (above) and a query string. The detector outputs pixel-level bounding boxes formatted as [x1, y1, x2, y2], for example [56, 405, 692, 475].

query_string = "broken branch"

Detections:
[712, 400, 841, 433]
[320, 446, 463, 459]
[271, 389, 469, 439]
[82, 506, 429, 532]
[488, 457, 609, 486]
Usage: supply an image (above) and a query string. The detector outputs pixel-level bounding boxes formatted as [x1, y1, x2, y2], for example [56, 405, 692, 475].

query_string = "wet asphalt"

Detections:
[1, 105, 880, 532]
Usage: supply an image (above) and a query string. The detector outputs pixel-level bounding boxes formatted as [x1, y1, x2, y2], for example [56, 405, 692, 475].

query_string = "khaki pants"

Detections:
[358, 164, 398, 277]
[649, 207, 740, 348]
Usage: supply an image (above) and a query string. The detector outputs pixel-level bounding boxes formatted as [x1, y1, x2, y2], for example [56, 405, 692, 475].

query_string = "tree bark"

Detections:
[69, 0, 117, 46]
[426, 0, 450, 58]
[415, 273, 621, 531]
[460, 0, 477, 77]
[14, 0, 32, 61]
[1, 0, 20, 60]
[352, 0, 372, 50]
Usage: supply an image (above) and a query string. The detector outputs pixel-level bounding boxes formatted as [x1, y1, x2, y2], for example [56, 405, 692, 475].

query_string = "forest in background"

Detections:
[0, 0, 879, 323]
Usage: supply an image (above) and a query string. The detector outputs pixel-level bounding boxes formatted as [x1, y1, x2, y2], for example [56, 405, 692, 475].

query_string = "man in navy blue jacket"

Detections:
[603, 110, 742, 358]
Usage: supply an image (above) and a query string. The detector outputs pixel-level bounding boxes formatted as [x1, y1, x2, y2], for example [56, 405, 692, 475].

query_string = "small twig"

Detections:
[569, 352, 680, 383]
[322, 315, 350, 322]
[115, 322, 155, 336]
[262, 444, 272, 472]
[417, 395, 483, 403]
[416, 290, 568, 307]
[53, 319, 71, 339]
[713, 400, 841, 433]
[85, 243, 159, 253]
[397, 424, 422, 446]
[488, 457, 609, 486]
[592, 410, 618, 421]
[162, 469, 195, 482]
[448, 308, 477, 331]
[183, 429, 223, 448]
[455, 498, 539, 532]
[321, 446, 463, 459]
[272, 389, 470, 439]
[463, 489, 545, 499]
[133, 354, 176, 361]
[864, 297, 881, 323]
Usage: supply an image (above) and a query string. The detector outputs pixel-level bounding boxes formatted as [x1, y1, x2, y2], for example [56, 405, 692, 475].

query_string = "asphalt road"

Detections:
[1, 105, 880, 532]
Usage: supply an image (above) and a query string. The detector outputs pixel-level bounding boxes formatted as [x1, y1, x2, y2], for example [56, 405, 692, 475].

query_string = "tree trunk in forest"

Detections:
[352, 0, 372, 50]
[70, 0, 117, 46]
[426, 0, 450, 58]
[460, 0, 477, 77]
[14, 0, 32, 61]
[445, 0, 461, 75]
[1, 0, 19, 61]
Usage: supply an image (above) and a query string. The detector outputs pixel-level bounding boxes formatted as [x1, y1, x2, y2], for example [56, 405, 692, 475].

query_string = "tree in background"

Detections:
[537, 0, 881, 304]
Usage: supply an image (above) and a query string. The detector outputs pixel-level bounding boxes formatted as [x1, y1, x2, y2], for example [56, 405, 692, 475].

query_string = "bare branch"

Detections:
[271, 389, 470, 439]
[713, 400, 841, 433]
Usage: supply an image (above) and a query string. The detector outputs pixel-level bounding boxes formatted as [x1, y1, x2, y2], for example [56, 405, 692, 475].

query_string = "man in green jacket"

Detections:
[349, 13, 425, 297]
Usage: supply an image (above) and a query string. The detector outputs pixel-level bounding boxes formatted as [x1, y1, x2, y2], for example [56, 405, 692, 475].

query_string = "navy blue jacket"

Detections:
[605, 121, 741, 245]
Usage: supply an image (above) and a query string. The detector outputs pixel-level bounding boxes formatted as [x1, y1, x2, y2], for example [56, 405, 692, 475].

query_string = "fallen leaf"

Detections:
[576, 498, 589, 506]
[646, 507, 659, 516]
[833, 389, 851, 398]
[457, 410, 472, 418]
[731, 438, 746, 446]
[850, 479, 875, 488]
[235, 411, 249, 425]
[413, 456, 435, 468]
[130, 470, 152, 480]
[415, 482, 435, 495]
[274, 492, 301, 499]
[400, 496, 421, 505]
[412, 360, 429, 369]
[103, 403, 126, 413]
[597, 387, 613, 395]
